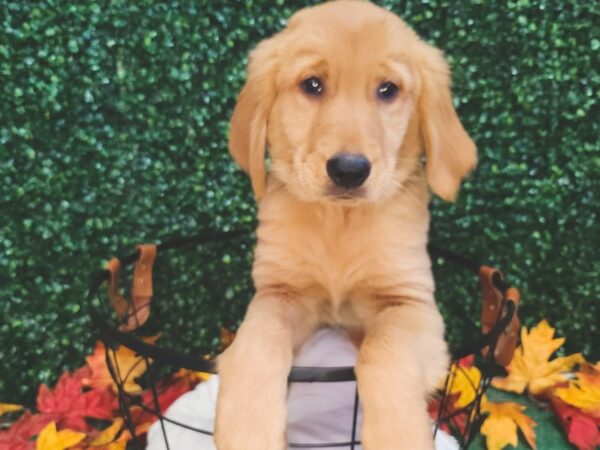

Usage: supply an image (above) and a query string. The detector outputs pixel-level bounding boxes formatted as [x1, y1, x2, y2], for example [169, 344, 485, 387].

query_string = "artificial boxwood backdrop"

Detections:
[1, 0, 598, 406]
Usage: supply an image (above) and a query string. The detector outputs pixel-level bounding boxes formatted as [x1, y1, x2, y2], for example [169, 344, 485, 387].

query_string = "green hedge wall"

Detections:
[1, 0, 598, 406]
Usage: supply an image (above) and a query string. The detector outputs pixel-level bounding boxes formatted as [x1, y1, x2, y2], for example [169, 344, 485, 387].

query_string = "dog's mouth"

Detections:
[324, 185, 367, 201]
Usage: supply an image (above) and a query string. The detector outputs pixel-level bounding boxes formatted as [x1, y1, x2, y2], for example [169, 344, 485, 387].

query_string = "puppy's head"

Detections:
[229, 0, 476, 203]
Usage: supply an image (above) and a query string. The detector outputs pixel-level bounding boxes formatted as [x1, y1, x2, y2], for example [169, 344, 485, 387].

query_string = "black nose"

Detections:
[326, 153, 371, 189]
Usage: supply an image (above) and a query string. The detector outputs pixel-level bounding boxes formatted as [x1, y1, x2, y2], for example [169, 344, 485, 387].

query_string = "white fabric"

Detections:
[147, 328, 458, 450]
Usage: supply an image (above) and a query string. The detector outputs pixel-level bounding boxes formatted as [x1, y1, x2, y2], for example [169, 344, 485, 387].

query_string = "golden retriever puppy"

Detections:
[215, 1, 477, 449]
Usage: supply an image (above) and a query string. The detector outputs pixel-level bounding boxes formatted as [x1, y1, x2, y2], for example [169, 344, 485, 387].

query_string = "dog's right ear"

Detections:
[229, 38, 280, 201]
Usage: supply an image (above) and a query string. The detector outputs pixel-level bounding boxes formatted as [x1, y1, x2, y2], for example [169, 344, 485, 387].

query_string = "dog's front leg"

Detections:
[215, 292, 315, 450]
[356, 301, 448, 450]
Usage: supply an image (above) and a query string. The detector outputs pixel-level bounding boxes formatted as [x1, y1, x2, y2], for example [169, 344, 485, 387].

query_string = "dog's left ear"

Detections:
[417, 44, 477, 202]
[229, 37, 280, 201]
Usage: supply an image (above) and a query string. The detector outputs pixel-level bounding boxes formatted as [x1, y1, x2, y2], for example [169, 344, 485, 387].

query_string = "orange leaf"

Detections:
[83, 336, 159, 393]
[0, 402, 23, 415]
[220, 327, 236, 351]
[492, 320, 584, 395]
[554, 364, 600, 420]
[35, 422, 85, 450]
[481, 400, 537, 450]
[129, 406, 155, 436]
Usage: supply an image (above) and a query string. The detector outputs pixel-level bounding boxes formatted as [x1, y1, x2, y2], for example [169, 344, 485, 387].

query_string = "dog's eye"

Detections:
[300, 77, 324, 96]
[377, 81, 400, 101]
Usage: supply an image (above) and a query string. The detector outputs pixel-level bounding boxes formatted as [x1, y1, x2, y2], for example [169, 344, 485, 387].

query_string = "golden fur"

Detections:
[216, 1, 477, 449]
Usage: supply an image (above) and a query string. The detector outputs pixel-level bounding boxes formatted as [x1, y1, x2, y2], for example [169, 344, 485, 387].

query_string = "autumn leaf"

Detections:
[458, 355, 475, 368]
[220, 327, 236, 351]
[0, 412, 57, 450]
[114, 376, 196, 439]
[83, 337, 158, 393]
[0, 402, 23, 415]
[141, 376, 193, 414]
[128, 406, 155, 436]
[86, 441, 127, 450]
[428, 356, 481, 435]
[428, 392, 468, 436]
[567, 415, 600, 450]
[480, 399, 537, 450]
[448, 364, 482, 409]
[86, 417, 128, 450]
[551, 397, 600, 450]
[35, 422, 85, 450]
[82, 341, 115, 392]
[173, 368, 211, 384]
[37, 372, 114, 431]
[72, 366, 93, 383]
[88, 418, 122, 445]
[492, 320, 584, 395]
[0, 438, 33, 450]
[554, 363, 600, 420]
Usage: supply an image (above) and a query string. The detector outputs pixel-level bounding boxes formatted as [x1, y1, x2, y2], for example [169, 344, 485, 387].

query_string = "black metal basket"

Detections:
[88, 229, 519, 450]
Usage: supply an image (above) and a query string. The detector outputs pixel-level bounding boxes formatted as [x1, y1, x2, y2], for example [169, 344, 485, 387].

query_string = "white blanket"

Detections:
[147, 328, 458, 450]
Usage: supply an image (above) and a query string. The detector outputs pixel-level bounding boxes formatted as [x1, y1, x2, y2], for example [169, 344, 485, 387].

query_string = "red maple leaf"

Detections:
[458, 355, 475, 368]
[0, 411, 57, 450]
[551, 397, 600, 450]
[144, 376, 194, 413]
[118, 376, 195, 439]
[36, 371, 116, 431]
[72, 365, 93, 382]
[428, 392, 467, 436]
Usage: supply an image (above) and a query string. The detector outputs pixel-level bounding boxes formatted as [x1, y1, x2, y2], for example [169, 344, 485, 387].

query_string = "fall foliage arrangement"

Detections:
[439, 321, 600, 450]
[0, 320, 598, 450]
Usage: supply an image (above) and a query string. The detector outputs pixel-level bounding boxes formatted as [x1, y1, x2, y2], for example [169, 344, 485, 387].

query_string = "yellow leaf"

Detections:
[84, 336, 159, 393]
[88, 434, 128, 450]
[481, 400, 537, 450]
[0, 402, 23, 415]
[89, 418, 125, 446]
[103, 442, 127, 450]
[554, 367, 600, 419]
[492, 320, 584, 395]
[174, 368, 212, 383]
[448, 364, 482, 408]
[36, 422, 86, 450]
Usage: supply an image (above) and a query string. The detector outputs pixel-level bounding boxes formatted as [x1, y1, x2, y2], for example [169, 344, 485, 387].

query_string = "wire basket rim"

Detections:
[87, 229, 515, 382]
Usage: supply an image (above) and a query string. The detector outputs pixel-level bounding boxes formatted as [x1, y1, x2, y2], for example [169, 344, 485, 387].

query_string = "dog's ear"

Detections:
[417, 45, 477, 202]
[229, 37, 280, 201]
